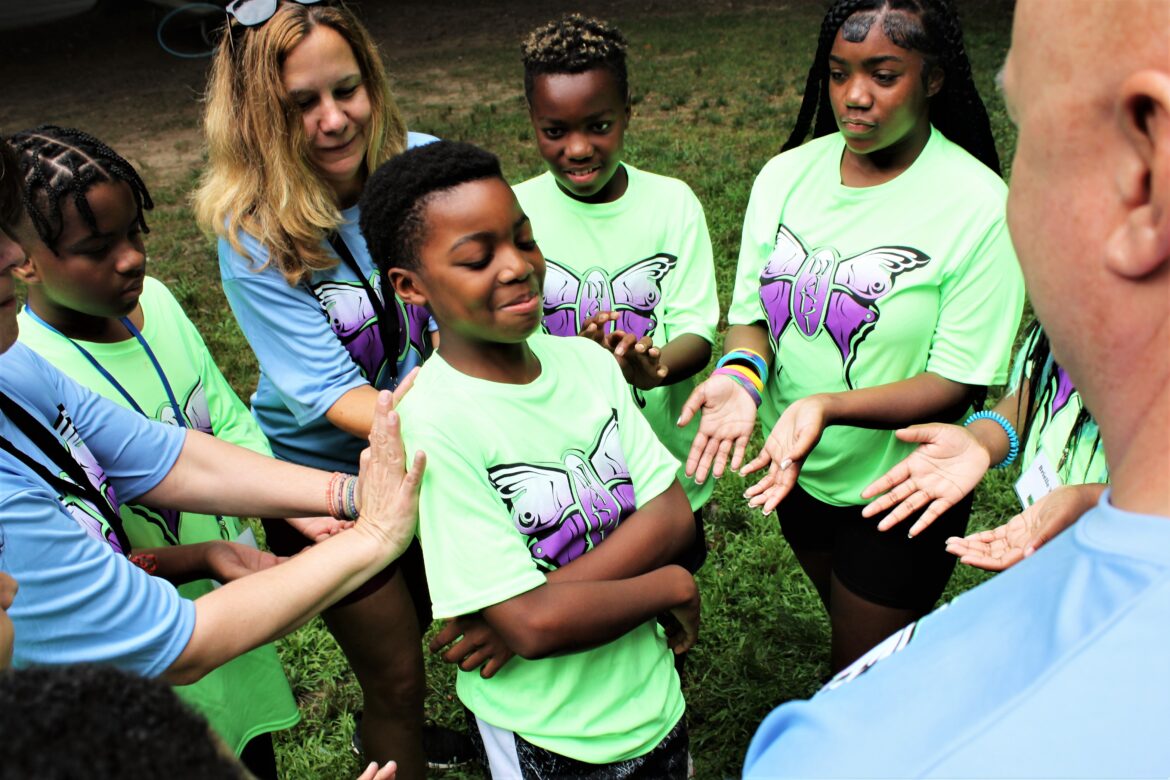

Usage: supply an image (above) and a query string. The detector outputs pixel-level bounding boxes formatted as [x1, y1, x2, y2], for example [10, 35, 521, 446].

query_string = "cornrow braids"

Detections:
[782, 0, 1000, 175]
[521, 14, 630, 104]
[8, 125, 153, 251]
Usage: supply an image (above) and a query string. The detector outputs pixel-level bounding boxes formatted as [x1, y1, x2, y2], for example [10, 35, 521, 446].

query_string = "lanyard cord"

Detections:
[326, 231, 400, 377]
[0, 390, 133, 554]
[21, 306, 187, 428]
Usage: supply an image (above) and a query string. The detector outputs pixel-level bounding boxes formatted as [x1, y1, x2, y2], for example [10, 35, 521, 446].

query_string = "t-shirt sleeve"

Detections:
[2, 484, 195, 676]
[44, 355, 186, 501]
[219, 232, 369, 427]
[659, 185, 719, 344]
[925, 216, 1025, 385]
[408, 424, 546, 618]
[727, 162, 779, 327]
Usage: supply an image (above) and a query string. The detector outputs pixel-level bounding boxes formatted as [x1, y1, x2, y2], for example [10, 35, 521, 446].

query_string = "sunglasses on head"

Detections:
[225, 0, 325, 27]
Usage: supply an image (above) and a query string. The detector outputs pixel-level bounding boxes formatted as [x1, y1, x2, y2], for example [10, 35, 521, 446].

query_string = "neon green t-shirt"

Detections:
[399, 334, 684, 763]
[728, 129, 1025, 505]
[513, 165, 719, 511]
[1009, 327, 1108, 486]
[17, 276, 299, 754]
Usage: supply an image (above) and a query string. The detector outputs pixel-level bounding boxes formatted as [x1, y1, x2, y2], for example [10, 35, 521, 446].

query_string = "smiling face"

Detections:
[282, 24, 373, 207]
[528, 68, 631, 203]
[392, 177, 546, 356]
[828, 13, 941, 168]
[19, 180, 147, 332]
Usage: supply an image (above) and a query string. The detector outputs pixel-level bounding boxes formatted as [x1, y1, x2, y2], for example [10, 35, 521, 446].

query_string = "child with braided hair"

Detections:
[9, 124, 300, 778]
[514, 14, 719, 576]
[679, 0, 1025, 672]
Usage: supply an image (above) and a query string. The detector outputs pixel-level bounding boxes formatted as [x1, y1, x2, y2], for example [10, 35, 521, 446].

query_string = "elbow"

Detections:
[162, 657, 212, 686]
[501, 614, 561, 660]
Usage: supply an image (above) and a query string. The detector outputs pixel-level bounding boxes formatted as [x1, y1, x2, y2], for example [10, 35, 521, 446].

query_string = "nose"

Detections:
[564, 131, 593, 161]
[844, 75, 872, 109]
[318, 97, 348, 135]
[498, 244, 536, 285]
[115, 238, 147, 277]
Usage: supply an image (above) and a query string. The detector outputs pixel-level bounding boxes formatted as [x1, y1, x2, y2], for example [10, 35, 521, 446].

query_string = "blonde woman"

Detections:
[196, 2, 442, 776]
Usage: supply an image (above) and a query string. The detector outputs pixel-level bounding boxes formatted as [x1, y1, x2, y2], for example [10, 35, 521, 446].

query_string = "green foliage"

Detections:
[139, 2, 1019, 777]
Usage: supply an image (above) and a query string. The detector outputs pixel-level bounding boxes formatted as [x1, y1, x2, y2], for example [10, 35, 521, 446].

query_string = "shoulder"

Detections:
[512, 171, 553, 201]
[927, 131, 1007, 202]
[627, 165, 704, 209]
[0, 343, 59, 391]
[756, 134, 841, 184]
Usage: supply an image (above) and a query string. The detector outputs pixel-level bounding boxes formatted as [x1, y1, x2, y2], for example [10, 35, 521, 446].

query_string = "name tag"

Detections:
[1014, 450, 1062, 508]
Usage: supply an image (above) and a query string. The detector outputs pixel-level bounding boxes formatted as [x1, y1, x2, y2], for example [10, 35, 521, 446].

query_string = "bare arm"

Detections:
[482, 564, 699, 660]
[324, 384, 383, 440]
[657, 334, 712, 387]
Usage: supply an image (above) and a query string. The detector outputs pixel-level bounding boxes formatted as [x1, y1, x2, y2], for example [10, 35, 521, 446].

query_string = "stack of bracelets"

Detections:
[326, 472, 361, 521]
[713, 348, 769, 408]
[964, 410, 1020, 469]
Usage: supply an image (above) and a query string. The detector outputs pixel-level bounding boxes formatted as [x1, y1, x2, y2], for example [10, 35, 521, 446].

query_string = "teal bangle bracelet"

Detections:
[965, 411, 1020, 469]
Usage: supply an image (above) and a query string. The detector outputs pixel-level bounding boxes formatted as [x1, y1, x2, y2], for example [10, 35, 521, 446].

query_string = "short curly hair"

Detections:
[520, 14, 629, 104]
[360, 140, 504, 273]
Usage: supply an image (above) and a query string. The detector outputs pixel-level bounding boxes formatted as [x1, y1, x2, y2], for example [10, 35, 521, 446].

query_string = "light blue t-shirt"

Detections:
[743, 492, 1170, 778]
[219, 132, 437, 472]
[0, 344, 193, 676]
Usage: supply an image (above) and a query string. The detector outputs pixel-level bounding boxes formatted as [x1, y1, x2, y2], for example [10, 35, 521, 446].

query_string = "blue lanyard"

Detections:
[23, 306, 187, 429]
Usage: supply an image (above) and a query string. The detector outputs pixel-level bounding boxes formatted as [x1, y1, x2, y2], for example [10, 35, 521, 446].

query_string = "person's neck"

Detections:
[840, 121, 931, 187]
[1094, 365, 1170, 518]
[437, 335, 541, 385]
[26, 293, 139, 344]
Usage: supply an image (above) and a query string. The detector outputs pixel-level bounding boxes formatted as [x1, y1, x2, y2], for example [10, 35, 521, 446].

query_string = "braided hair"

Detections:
[521, 14, 630, 104]
[783, 0, 1000, 174]
[8, 125, 152, 251]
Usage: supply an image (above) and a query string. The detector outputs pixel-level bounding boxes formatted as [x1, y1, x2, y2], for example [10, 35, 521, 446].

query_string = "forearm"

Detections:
[137, 431, 332, 518]
[657, 334, 712, 386]
[136, 543, 218, 586]
[723, 323, 774, 366]
[484, 565, 697, 659]
[817, 372, 980, 430]
[324, 384, 381, 440]
[164, 528, 386, 684]
[547, 481, 693, 584]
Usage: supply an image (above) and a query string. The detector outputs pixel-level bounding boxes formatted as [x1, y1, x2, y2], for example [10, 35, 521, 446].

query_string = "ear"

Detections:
[1105, 69, 1170, 279]
[387, 267, 428, 308]
[11, 251, 41, 284]
[925, 65, 944, 99]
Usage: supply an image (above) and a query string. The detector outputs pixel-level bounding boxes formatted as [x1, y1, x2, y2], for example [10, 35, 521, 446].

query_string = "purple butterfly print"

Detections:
[313, 280, 387, 382]
[401, 299, 432, 366]
[53, 407, 124, 553]
[488, 410, 637, 570]
[1051, 365, 1075, 415]
[759, 225, 930, 383]
[541, 255, 678, 339]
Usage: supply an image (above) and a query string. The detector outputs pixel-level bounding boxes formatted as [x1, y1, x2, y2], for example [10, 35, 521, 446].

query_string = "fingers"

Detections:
[692, 435, 722, 485]
[860, 463, 911, 502]
[678, 384, 707, 429]
[906, 501, 948, 538]
[391, 367, 418, 406]
[710, 436, 734, 480]
[357, 760, 397, 780]
[738, 447, 774, 477]
[428, 618, 461, 654]
[728, 435, 749, 473]
[607, 330, 638, 357]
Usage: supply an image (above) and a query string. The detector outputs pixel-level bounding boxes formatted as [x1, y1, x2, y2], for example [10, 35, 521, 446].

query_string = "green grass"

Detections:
[136, 2, 1020, 777]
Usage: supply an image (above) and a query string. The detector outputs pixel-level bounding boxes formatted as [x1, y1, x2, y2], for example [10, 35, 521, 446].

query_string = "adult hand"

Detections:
[944, 483, 1106, 571]
[861, 423, 991, 537]
[678, 374, 758, 483]
[740, 395, 828, 514]
[356, 760, 397, 780]
[354, 390, 425, 561]
[204, 541, 284, 583]
[429, 613, 516, 679]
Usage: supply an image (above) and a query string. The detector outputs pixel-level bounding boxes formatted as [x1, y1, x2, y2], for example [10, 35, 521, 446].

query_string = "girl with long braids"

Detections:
[864, 320, 1108, 570]
[679, 0, 1024, 671]
[195, 2, 447, 775]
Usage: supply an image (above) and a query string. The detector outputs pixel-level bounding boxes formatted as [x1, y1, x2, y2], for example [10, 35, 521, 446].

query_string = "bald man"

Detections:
[742, 0, 1170, 776]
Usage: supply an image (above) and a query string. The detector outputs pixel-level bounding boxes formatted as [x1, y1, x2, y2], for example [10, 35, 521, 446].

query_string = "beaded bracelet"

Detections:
[128, 552, 158, 575]
[326, 472, 360, 520]
[713, 366, 763, 408]
[342, 475, 360, 521]
[965, 410, 1020, 469]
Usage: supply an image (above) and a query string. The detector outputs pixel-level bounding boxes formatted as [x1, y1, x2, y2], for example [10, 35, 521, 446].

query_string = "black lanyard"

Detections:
[0, 390, 133, 555]
[327, 231, 400, 377]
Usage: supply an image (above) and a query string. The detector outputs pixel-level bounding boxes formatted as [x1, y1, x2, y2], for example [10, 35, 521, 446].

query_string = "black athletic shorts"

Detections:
[777, 481, 974, 612]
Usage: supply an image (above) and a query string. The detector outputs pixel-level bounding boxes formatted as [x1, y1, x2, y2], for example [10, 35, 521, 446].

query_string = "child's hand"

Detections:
[429, 613, 515, 679]
[679, 374, 759, 483]
[662, 577, 701, 655]
[356, 760, 396, 780]
[578, 311, 618, 345]
[614, 335, 667, 390]
[287, 515, 356, 543]
[741, 395, 829, 515]
[204, 541, 286, 583]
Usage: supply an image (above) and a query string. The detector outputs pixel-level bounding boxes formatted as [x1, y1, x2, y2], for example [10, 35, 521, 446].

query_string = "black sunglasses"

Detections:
[225, 0, 325, 27]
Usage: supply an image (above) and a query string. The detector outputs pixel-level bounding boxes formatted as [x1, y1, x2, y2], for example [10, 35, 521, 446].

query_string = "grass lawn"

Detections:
[139, 1, 1022, 776]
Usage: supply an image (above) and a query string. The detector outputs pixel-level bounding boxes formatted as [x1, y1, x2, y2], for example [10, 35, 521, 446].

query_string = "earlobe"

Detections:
[387, 267, 428, 307]
[11, 257, 38, 284]
[1105, 70, 1170, 279]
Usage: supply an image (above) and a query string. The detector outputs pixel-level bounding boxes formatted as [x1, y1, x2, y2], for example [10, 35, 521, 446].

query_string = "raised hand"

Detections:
[354, 390, 425, 560]
[945, 483, 1106, 571]
[678, 374, 759, 483]
[740, 395, 828, 514]
[429, 612, 516, 679]
[861, 423, 991, 537]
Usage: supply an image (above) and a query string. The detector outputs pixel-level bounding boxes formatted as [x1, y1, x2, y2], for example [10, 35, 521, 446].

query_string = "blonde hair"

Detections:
[194, 2, 407, 285]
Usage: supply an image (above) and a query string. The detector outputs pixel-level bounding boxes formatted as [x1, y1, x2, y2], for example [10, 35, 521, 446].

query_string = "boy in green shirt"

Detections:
[361, 139, 698, 778]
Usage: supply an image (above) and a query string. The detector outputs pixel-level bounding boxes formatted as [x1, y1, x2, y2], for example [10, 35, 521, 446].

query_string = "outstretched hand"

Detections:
[354, 391, 425, 561]
[429, 613, 515, 679]
[288, 515, 355, 543]
[740, 396, 828, 514]
[204, 541, 285, 583]
[581, 312, 667, 390]
[356, 760, 396, 780]
[861, 423, 991, 537]
[944, 483, 1106, 571]
[679, 374, 758, 483]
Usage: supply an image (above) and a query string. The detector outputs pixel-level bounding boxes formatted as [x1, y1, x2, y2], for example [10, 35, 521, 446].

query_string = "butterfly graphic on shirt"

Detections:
[51, 405, 125, 554]
[487, 410, 637, 571]
[311, 277, 431, 387]
[759, 225, 930, 387]
[541, 254, 677, 341]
